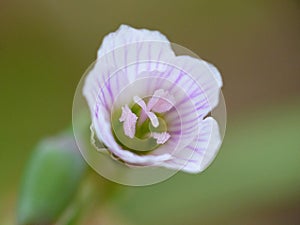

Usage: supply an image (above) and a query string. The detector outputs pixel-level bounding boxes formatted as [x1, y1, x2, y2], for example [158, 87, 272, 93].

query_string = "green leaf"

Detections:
[17, 131, 86, 225]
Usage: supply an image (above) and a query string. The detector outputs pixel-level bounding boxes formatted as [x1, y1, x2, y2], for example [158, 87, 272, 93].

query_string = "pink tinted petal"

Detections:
[93, 115, 173, 165]
[170, 56, 222, 114]
[97, 25, 171, 59]
[92, 105, 173, 165]
[163, 86, 200, 150]
[152, 132, 171, 144]
[92, 104, 111, 145]
[147, 89, 175, 113]
[119, 105, 138, 138]
[83, 25, 175, 115]
[160, 117, 221, 173]
[82, 25, 223, 170]
[204, 62, 223, 88]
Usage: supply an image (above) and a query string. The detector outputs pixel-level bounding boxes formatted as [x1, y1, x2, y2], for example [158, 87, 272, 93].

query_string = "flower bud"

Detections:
[17, 131, 86, 225]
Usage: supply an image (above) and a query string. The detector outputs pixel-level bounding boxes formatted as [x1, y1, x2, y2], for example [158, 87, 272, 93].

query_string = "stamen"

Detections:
[133, 96, 159, 127]
[152, 132, 171, 144]
[147, 89, 175, 113]
[119, 105, 138, 138]
[117, 90, 173, 146]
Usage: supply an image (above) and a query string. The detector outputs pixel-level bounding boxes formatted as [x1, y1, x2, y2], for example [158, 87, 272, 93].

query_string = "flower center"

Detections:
[112, 89, 174, 153]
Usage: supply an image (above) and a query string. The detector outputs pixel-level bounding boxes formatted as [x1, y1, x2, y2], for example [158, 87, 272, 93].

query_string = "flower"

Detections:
[83, 25, 223, 173]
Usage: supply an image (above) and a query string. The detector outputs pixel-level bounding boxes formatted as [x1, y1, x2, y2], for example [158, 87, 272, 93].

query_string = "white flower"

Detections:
[83, 25, 223, 173]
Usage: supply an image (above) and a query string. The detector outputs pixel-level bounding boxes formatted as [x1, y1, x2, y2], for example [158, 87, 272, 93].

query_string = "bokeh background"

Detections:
[1, 0, 299, 224]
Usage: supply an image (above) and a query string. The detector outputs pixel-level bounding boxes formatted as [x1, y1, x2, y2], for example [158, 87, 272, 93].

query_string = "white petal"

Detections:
[82, 25, 223, 170]
[204, 62, 223, 88]
[167, 56, 222, 118]
[93, 116, 173, 165]
[83, 25, 175, 116]
[160, 117, 222, 173]
[97, 25, 170, 58]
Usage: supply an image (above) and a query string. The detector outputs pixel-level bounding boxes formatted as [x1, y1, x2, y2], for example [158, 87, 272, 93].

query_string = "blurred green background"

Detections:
[1, 0, 299, 224]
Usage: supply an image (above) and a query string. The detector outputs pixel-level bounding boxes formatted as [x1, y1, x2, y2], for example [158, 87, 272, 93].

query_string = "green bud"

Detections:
[17, 131, 86, 225]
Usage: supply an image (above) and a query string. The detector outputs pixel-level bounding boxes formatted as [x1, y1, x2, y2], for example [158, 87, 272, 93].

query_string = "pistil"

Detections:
[113, 90, 174, 153]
